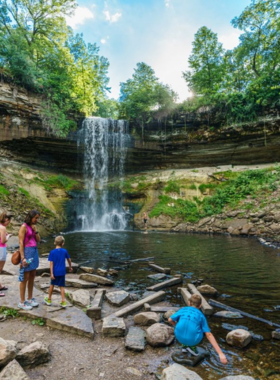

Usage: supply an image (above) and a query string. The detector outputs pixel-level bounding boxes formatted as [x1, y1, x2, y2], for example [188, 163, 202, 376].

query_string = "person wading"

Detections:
[0, 212, 12, 297]
[18, 210, 41, 310]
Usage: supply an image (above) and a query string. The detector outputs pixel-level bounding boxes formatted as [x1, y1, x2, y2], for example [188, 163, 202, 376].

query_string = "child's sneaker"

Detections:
[187, 346, 199, 356]
[18, 301, 33, 310]
[60, 301, 67, 308]
[26, 298, 39, 307]
[44, 297, 52, 306]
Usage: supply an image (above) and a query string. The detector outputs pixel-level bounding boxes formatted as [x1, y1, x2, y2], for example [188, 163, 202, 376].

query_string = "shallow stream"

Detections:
[40, 232, 280, 379]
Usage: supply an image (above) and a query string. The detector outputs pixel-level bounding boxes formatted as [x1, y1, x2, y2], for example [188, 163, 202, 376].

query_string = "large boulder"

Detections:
[197, 284, 218, 296]
[226, 329, 252, 348]
[0, 359, 30, 380]
[16, 341, 50, 368]
[105, 291, 130, 307]
[0, 338, 17, 367]
[146, 323, 174, 347]
[161, 363, 203, 380]
[134, 312, 160, 326]
[69, 289, 91, 308]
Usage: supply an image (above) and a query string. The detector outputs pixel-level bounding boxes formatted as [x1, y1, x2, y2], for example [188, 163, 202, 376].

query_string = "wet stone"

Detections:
[147, 273, 167, 281]
[102, 316, 126, 337]
[272, 329, 280, 340]
[197, 284, 218, 296]
[214, 311, 243, 319]
[105, 290, 130, 307]
[171, 348, 210, 367]
[226, 329, 252, 348]
[125, 327, 146, 352]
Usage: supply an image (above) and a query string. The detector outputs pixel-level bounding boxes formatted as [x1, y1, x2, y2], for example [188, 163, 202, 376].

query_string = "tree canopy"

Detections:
[0, 0, 111, 135]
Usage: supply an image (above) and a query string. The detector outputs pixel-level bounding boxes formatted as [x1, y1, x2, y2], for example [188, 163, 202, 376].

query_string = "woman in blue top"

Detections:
[169, 294, 227, 364]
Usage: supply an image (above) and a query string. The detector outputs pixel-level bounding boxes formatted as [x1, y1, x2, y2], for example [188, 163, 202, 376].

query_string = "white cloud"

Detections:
[104, 10, 122, 23]
[101, 38, 107, 44]
[220, 30, 242, 50]
[165, 0, 171, 7]
[66, 6, 94, 29]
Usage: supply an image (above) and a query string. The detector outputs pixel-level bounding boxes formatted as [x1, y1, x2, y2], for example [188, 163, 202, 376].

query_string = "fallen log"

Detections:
[209, 299, 280, 329]
[128, 257, 154, 263]
[187, 284, 214, 316]
[147, 276, 182, 291]
[178, 287, 192, 305]
[148, 263, 171, 274]
[112, 290, 166, 318]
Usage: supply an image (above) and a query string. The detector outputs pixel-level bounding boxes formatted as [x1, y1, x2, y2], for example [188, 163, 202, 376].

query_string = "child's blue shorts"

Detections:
[51, 275, 65, 287]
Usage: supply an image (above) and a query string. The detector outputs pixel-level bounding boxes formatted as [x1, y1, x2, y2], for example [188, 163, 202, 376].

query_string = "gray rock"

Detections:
[130, 293, 139, 301]
[134, 312, 160, 326]
[80, 266, 95, 274]
[142, 291, 156, 299]
[146, 323, 174, 347]
[125, 327, 146, 352]
[161, 363, 203, 380]
[108, 269, 119, 276]
[0, 359, 30, 380]
[0, 338, 17, 367]
[125, 367, 142, 377]
[16, 341, 49, 369]
[105, 290, 130, 307]
[164, 310, 177, 320]
[214, 311, 243, 319]
[65, 278, 98, 288]
[102, 315, 126, 337]
[272, 329, 280, 340]
[147, 273, 167, 281]
[226, 329, 252, 348]
[79, 273, 113, 286]
[197, 284, 218, 296]
[69, 289, 91, 308]
[220, 377, 255, 380]
[96, 268, 108, 277]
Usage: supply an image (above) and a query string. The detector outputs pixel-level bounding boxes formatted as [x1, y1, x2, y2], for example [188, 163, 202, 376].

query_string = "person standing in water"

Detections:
[0, 212, 12, 297]
[142, 211, 148, 233]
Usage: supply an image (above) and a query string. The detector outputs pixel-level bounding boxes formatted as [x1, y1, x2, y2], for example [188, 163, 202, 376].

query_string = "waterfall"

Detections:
[77, 117, 130, 231]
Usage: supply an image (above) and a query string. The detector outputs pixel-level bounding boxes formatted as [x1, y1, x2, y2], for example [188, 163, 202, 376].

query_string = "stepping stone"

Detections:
[68, 289, 91, 308]
[125, 327, 146, 352]
[134, 312, 160, 326]
[80, 266, 95, 274]
[102, 315, 126, 337]
[197, 284, 218, 296]
[171, 348, 210, 367]
[146, 323, 174, 347]
[79, 273, 114, 286]
[105, 291, 130, 307]
[65, 278, 98, 288]
[87, 289, 106, 319]
[226, 329, 252, 348]
[147, 273, 167, 281]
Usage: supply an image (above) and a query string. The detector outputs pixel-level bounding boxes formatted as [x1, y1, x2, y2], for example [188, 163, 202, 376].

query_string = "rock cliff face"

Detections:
[0, 80, 81, 172]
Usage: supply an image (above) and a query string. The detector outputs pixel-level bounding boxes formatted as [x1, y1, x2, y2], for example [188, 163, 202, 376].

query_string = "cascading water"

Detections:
[76, 117, 130, 231]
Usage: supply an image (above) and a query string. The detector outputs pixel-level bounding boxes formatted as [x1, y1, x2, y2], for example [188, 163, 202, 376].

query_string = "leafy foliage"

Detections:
[0, 1, 111, 135]
[45, 174, 78, 191]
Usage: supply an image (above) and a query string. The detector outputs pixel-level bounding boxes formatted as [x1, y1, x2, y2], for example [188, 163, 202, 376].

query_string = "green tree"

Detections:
[183, 26, 225, 96]
[119, 62, 177, 137]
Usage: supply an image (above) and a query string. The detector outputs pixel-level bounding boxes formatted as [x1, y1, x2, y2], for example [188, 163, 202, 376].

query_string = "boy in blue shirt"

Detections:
[44, 236, 72, 308]
[168, 294, 227, 365]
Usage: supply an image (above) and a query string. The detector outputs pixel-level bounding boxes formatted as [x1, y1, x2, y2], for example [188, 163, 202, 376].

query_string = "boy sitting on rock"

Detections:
[44, 236, 72, 308]
[168, 294, 227, 364]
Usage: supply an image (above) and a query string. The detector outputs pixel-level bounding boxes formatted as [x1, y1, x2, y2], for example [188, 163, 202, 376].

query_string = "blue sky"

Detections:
[66, 0, 251, 101]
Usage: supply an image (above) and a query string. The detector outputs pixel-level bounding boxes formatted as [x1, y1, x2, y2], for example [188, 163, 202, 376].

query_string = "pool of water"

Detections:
[39, 231, 280, 379]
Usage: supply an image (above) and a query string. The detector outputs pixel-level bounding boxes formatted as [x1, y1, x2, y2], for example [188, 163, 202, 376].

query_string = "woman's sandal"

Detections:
[0, 293, 5, 297]
[0, 286, 8, 291]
